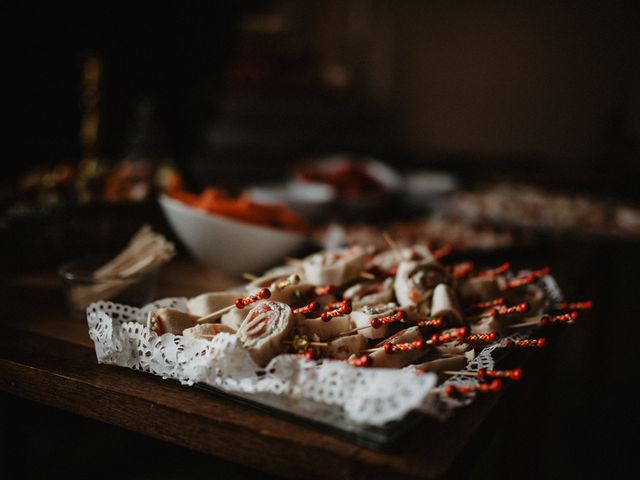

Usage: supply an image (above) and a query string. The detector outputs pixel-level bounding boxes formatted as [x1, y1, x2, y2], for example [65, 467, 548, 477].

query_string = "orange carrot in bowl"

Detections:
[167, 188, 309, 233]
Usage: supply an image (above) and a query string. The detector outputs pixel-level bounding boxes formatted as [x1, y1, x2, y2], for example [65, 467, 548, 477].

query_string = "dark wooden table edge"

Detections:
[0, 325, 508, 479]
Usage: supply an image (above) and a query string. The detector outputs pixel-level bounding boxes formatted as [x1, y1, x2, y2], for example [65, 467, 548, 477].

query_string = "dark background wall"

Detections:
[4, 1, 639, 196]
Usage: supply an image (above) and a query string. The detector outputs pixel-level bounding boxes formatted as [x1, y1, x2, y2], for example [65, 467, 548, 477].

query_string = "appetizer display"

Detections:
[89, 237, 588, 415]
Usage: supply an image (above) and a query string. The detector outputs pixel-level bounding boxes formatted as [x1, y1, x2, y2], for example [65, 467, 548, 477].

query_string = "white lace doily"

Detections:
[86, 275, 562, 426]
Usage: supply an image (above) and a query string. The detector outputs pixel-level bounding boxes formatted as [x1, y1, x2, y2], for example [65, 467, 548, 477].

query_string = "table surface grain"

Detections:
[0, 260, 514, 480]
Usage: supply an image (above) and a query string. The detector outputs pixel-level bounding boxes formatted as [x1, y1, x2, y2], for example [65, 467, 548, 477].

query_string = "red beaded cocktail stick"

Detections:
[553, 300, 593, 311]
[235, 288, 272, 308]
[435, 327, 470, 344]
[314, 284, 336, 296]
[452, 262, 474, 279]
[321, 300, 352, 322]
[292, 300, 319, 316]
[508, 311, 578, 329]
[370, 310, 407, 328]
[442, 379, 503, 397]
[432, 244, 453, 260]
[443, 368, 523, 380]
[196, 288, 271, 323]
[463, 331, 500, 344]
[361, 327, 469, 354]
[476, 262, 511, 278]
[347, 355, 373, 367]
[467, 301, 529, 321]
[495, 302, 529, 315]
[416, 316, 447, 329]
[469, 297, 506, 311]
[504, 338, 547, 348]
[338, 310, 408, 335]
[500, 267, 550, 291]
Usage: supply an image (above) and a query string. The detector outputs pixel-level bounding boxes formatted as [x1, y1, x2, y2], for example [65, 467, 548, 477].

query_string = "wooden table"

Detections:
[0, 260, 539, 479]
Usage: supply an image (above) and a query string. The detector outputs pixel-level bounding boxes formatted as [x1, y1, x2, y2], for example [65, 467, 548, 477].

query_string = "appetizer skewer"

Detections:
[142, 238, 588, 406]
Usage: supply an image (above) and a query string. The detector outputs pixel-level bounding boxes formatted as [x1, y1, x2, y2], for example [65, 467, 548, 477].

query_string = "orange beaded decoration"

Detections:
[540, 311, 578, 326]
[417, 316, 446, 329]
[348, 355, 373, 367]
[477, 368, 523, 381]
[432, 244, 453, 260]
[383, 338, 427, 354]
[555, 300, 592, 311]
[321, 300, 352, 322]
[235, 288, 271, 309]
[476, 262, 511, 278]
[470, 297, 506, 310]
[314, 285, 335, 296]
[465, 331, 500, 344]
[370, 310, 407, 329]
[327, 299, 350, 309]
[436, 327, 469, 344]
[500, 267, 550, 291]
[505, 338, 547, 348]
[452, 262, 474, 279]
[494, 301, 530, 316]
[292, 300, 319, 316]
[445, 379, 502, 397]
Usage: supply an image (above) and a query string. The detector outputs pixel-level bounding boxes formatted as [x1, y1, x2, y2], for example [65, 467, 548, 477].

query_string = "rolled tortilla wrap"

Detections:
[370, 326, 428, 368]
[350, 302, 398, 339]
[295, 314, 352, 341]
[147, 308, 199, 335]
[325, 334, 368, 360]
[302, 245, 372, 286]
[187, 291, 239, 317]
[394, 260, 450, 307]
[431, 283, 463, 324]
[237, 301, 294, 367]
[343, 277, 394, 310]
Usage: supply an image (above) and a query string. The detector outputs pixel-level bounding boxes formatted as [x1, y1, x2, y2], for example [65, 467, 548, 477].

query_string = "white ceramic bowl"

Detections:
[158, 195, 307, 275]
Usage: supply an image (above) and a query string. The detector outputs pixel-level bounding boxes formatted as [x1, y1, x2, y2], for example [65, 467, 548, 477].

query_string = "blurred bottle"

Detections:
[76, 54, 108, 203]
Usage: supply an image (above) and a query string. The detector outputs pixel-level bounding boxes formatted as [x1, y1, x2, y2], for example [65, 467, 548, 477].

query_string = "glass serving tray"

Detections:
[195, 383, 425, 449]
[194, 334, 525, 449]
